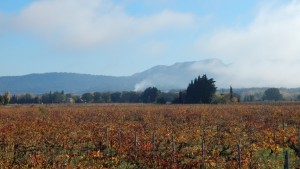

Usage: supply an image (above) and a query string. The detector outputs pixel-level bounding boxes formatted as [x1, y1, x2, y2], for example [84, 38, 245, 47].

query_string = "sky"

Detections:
[1, 0, 300, 87]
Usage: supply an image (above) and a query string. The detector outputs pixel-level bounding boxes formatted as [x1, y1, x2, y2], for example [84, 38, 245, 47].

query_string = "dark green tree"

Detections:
[82, 93, 94, 103]
[156, 96, 166, 104]
[172, 91, 186, 104]
[41, 92, 51, 103]
[93, 92, 103, 103]
[230, 86, 233, 101]
[121, 91, 141, 103]
[0, 95, 3, 105]
[73, 95, 83, 103]
[10, 95, 18, 104]
[49, 91, 53, 103]
[185, 75, 217, 104]
[18, 94, 34, 104]
[263, 88, 283, 101]
[142, 87, 159, 103]
[52, 91, 66, 103]
[111, 92, 122, 102]
[101, 92, 111, 103]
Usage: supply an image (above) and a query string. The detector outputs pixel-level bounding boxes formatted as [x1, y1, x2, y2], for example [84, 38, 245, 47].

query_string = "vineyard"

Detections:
[1, 103, 300, 168]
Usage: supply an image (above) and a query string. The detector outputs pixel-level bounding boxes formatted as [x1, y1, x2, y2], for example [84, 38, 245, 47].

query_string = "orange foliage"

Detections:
[0, 103, 299, 168]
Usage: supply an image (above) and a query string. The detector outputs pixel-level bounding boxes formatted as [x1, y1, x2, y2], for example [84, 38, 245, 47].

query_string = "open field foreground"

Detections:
[1, 104, 300, 168]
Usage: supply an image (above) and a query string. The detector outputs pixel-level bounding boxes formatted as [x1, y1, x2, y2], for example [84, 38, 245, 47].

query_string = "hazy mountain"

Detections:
[3, 59, 297, 95]
[131, 59, 228, 91]
[0, 73, 135, 94]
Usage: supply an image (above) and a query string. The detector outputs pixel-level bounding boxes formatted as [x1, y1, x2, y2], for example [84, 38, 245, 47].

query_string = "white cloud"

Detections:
[139, 40, 169, 57]
[12, 0, 194, 48]
[197, 0, 300, 88]
[134, 79, 154, 91]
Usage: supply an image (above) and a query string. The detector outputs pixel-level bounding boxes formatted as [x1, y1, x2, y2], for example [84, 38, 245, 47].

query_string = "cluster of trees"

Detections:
[0, 91, 11, 105]
[212, 86, 240, 104]
[78, 87, 169, 104]
[243, 88, 284, 102]
[4, 74, 291, 105]
[8, 74, 218, 104]
[8, 74, 220, 105]
[186, 75, 217, 103]
[262, 88, 283, 101]
[173, 75, 217, 104]
[9, 87, 176, 104]
[10, 91, 67, 104]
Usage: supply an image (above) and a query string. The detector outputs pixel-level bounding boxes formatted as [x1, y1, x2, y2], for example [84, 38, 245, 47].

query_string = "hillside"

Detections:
[1, 59, 300, 95]
[0, 59, 227, 94]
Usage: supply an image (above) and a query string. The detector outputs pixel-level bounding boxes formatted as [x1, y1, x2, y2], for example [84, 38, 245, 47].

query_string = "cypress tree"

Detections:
[185, 75, 216, 104]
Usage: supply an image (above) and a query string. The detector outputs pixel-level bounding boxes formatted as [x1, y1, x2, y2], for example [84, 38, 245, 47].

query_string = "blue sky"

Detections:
[1, 0, 300, 87]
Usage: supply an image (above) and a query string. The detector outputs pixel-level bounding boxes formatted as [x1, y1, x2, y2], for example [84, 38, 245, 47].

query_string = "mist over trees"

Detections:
[262, 88, 283, 101]
[4, 75, 300, 105]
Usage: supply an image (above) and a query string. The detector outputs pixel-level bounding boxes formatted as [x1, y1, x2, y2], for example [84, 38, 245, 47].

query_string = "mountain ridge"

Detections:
[1, 59, 297, 95]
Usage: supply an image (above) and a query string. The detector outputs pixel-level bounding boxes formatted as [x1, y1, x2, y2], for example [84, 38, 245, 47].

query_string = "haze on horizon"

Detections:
[1, 0, 300, 88]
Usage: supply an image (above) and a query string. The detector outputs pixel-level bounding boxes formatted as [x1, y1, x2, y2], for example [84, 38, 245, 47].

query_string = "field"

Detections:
[1, 103, 300, 168]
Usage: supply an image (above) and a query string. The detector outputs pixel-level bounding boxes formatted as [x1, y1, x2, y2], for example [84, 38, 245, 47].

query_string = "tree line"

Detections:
[0, 75, 242, 105]
[8, 88, 177, 104]
[2, 74, 291, 105]
[7, 75, 218, 105]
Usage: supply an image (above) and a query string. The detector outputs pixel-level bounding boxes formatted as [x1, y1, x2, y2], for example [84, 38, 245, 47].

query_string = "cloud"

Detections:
[139, 40, 169, 57]
[197, 0, 300, 88]
[134, 79, 154, 91]
[11, 0, 195, 48]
